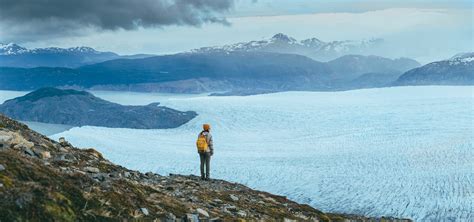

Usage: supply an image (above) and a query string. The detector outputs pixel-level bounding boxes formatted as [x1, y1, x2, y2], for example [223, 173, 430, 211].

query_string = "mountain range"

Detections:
[191, 33, 384, 62]
[0, 51, 420, 93]
[0, 34, 471, 94]
[0, 43, 154, 68]
[0, 33, 385, 68]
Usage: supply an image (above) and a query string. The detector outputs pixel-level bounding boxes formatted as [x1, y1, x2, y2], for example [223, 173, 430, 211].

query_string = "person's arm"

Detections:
[208, 133, 214, 155]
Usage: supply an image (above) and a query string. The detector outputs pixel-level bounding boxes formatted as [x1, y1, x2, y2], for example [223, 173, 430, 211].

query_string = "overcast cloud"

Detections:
[0, 0, 472, 63]
[0, 0, 234, 41]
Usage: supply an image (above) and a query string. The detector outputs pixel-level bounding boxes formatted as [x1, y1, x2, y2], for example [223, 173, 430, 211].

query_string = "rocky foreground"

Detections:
[0, 114, 411, 221]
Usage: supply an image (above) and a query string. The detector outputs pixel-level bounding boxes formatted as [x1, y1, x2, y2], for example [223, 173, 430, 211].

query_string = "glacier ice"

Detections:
[2, 86, 472, 221]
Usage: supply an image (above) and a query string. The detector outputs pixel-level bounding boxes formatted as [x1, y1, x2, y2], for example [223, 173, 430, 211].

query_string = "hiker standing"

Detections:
[196, 124, 213, 180]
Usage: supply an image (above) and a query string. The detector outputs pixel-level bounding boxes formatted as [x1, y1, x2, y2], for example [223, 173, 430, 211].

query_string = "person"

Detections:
[197, 123, 213, 180]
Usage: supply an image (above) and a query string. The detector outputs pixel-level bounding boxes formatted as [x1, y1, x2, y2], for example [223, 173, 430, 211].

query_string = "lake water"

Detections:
[1, 86, 473, 221]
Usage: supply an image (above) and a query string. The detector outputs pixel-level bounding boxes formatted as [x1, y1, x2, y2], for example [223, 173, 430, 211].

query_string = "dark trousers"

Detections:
[199, 152, 211, 179]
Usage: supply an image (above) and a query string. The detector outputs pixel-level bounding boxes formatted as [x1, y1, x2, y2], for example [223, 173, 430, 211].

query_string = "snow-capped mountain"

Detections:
[0, 43, 106, 56]
[0, 43, 29, 55]
[190, 33, 384, 61]
[394, 52, 474, 85]
[0, 43, 121, 68]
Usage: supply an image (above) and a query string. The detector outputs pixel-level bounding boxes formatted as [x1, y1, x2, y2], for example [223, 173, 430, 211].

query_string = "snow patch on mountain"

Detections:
[448, 52, 474, 65]
[0, 43, 28, 55]
[0, 43, 107, 55]
[189, 33, 384, 61]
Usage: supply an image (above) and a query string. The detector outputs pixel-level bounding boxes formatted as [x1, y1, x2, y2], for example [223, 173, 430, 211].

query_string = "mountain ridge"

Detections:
[0, 51, 421, 93]
[190, 33, 384, 61]
[0, 43, 156, 68]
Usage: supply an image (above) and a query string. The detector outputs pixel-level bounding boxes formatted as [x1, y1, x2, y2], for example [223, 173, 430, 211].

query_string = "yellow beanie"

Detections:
[203, 124, 210, 131]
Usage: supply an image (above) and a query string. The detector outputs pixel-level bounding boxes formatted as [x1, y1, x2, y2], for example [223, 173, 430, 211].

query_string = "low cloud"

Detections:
[0, 0, 235, 42]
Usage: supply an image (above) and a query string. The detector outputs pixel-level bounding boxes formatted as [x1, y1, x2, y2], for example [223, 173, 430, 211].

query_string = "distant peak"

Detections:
[67, 46, 97, 53]
[301, 37, 325, 46]
[0, 43, 28, 55]
[271, 33, 296, 42]
[1, 42, 17, 47]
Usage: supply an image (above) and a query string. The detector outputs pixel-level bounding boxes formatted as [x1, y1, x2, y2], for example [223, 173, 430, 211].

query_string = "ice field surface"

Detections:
[2, 86, 473, 221]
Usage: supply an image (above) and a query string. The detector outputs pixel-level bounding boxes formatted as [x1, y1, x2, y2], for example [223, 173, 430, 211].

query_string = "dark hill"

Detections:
[0, 52, 333, 91]
[393, 53, 474, 86]
[0, 88, 196, 129]
[327, 55, 420, 80]
[14, 87, 89, 102]
[78, 51, 334, 91]
[0, 51, 428, 94]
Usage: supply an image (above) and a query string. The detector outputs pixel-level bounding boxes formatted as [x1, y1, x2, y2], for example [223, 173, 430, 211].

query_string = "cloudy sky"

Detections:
[0, 0, 472, 63]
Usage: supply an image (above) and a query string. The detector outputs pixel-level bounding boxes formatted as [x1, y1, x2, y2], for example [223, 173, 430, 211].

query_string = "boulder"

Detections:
[92, 173, 106, 181]
[140, 208, 149, 216]
[58, 137, 66, 143]
[0, 133, 12, 143]
[84, 148, 103, 159]
[0, 164, 5, 171]
[237, 210, 247, 218]
[0, 131, 33, 151]
[54, 153, 76, 162]
[39, 151, 51, 159]
[223, 205, 237, 214]
[0, 133, 12, 150]
[196, 208, 209, 217]
[84, 167, 100, 173]
[23, 147, 35, 156]
[109, 172, 122, 178]
[185, 214, 199, 222]
[230, 194, 239, 201]
[123, 172, 131, 178]
[165, 212, 177, 221]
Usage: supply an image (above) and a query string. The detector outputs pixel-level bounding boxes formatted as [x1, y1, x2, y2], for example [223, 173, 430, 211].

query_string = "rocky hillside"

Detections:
[0, 88, 197, 129]
[0, 114, 411, 221]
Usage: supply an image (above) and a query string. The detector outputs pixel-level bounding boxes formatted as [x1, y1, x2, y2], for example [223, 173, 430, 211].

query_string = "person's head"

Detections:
[203, 123, 211, 132]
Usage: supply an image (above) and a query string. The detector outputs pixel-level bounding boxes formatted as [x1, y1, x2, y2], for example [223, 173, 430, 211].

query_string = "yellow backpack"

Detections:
[196, 133, 208, 152]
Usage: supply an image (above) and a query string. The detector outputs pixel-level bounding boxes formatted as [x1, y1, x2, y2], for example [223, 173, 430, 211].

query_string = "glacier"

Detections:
[1, 86, 472, 221]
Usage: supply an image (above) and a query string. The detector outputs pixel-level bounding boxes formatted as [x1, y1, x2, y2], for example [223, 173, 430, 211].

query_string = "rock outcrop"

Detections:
[0, 87, 197, 129]
[0, 114, 411, 221]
